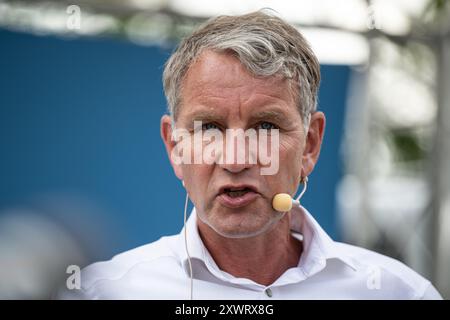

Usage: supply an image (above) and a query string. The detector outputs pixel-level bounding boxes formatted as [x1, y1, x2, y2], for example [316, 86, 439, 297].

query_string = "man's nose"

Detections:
[219, 161, 253, 173]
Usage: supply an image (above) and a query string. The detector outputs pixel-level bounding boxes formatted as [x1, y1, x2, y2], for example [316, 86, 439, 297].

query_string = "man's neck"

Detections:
[197, 216, 302, 286]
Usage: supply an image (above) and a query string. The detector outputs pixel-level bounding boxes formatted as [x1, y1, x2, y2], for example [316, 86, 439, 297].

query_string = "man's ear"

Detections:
[161, 115, 184, 180]
[302, 112, 326, 177]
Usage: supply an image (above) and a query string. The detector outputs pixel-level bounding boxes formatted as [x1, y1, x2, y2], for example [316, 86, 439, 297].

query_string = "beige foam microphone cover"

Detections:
[272, 193, 293, 212]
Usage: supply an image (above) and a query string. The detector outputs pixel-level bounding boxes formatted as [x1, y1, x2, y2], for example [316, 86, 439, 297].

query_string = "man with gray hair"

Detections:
[57, 11, 442, 300]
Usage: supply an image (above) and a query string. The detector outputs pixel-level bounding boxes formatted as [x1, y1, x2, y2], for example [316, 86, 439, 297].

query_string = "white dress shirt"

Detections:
[57, 204, 442, 300]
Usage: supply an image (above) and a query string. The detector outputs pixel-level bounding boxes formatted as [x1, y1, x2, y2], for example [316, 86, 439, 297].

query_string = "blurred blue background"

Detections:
[0, 29, 349, 261]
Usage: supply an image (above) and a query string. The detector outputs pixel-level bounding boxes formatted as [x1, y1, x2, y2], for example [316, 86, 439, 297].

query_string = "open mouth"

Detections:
[217, 185, 259, 208]
[223, 187, 254, 198]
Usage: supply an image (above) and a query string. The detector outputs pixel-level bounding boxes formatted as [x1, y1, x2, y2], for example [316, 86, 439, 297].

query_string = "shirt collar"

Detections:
[296, 205, 358, 274]
[179, 204, 357, 284]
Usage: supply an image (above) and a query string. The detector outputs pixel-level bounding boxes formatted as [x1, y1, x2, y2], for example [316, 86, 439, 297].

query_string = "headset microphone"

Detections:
[182, 176, 308, 299]
[272, 176, 308, 212]
[272, 193, 296, 212]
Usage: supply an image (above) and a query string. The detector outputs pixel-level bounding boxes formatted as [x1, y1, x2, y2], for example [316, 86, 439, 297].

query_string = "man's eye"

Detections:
[257, 122, 278, 130]
[202, 123, 219, 131]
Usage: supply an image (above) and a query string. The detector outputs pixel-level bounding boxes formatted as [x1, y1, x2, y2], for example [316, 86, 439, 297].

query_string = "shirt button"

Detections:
[265, 288, 273, 298]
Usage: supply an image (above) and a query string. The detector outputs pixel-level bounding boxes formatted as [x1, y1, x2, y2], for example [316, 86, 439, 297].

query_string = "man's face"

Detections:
[161, 50, 324, 238]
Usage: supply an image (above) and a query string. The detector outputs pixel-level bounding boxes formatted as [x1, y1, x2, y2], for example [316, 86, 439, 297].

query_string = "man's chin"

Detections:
[200, 214, 278, 239]
[209, 225, 268, 239]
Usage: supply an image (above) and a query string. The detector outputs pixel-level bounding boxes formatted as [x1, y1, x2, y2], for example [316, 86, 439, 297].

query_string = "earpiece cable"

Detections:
[183, 191, 194, 300]
[295, 176, 308, 202]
